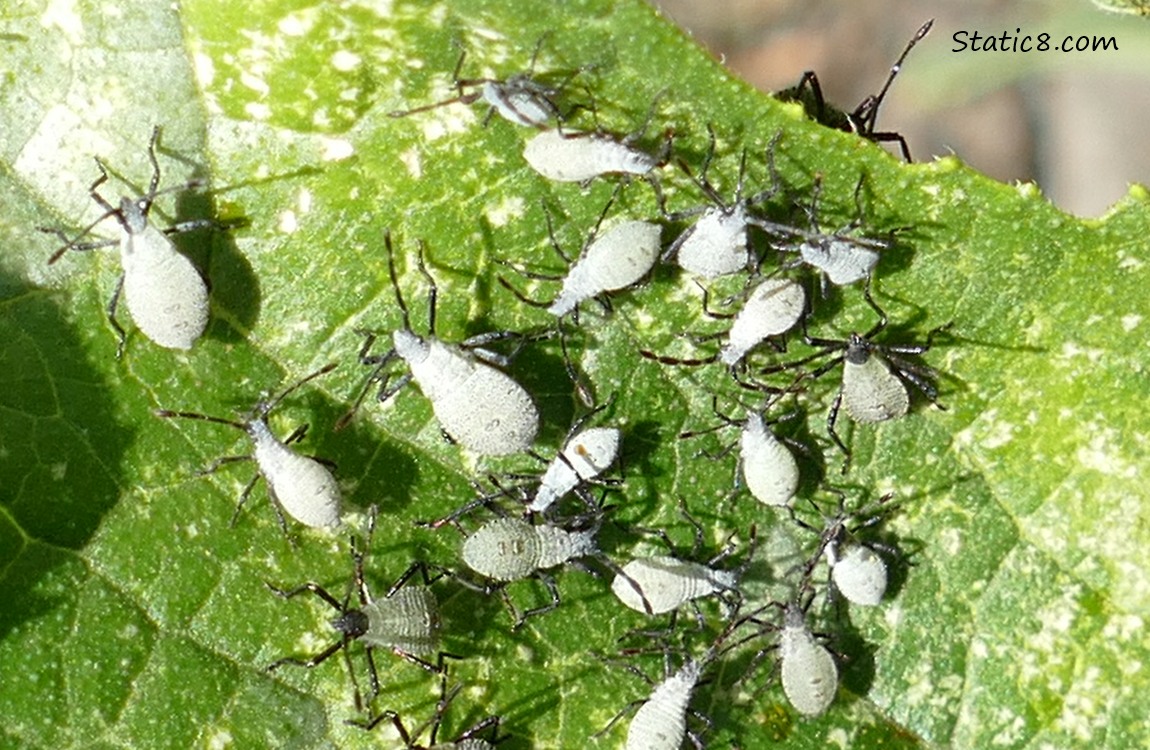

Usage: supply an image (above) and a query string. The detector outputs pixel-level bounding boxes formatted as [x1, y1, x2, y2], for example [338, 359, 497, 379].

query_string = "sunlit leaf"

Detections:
[2, 1, 1149, 749]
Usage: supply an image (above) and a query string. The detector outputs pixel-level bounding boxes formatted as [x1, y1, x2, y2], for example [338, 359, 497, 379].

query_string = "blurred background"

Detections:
[652, 0, 1150, 217]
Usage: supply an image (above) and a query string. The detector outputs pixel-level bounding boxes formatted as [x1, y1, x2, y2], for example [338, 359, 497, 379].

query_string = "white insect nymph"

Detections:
[779, 602, 838, 717]
[266, 511, 448, 710]
[612, 503, 755, 617]
[244, 419, 342, 528]
[794, 492, 897, 607]
[42, 126, 212, 356]
[840, 333, 910, 423]
[117, 195, 210, 350]
[665, 134, 786, 279]
[459, 515, 603, 629]
[719, 278, 806, 368]
[482, 78, 558, 128]
[611, 556, 738, 615]
[797, 236, 881, 286]
[523, 129, 662, 183]
[638, 276, 804, 373]
[530, 425, 621, 513]
[343, 232, 540, 456]
[392, 329, 540, 455]
[624, 658, 704, 750]
[676, 401, 802, 508]
[781, 174, 889, 288]
[389, 45, 563, 129]
[791, 301, 948, 469]
[674, 204, 752, 279]
[154, 363, 342, 529]
[739, 412, 800, 507]
[828, 542, 888, 606]
[461, 517, 597, 582]
[548, 219, 662, 316]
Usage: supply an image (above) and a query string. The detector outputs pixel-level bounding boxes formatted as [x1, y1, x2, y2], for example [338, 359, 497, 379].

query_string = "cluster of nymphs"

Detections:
[41, 20, 946, 749]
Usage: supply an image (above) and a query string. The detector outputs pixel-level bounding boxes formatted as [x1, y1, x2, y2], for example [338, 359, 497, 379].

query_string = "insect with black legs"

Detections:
[265, 507, 453, 710]
[777, 19, 933, 161]
[779, 173, 896, 292]
[339, 231, 540, 456]
[522, 126, 673, 185]
[596, 643, 711, 750]
[597, 613, 753, 750]
[770, 292, 950, 472]
[640, 276, 807, 377]
[458, 514, 619, 628]
[429, 496, 651, 628]
[492, 396, 623, 516]
[40, 125, 216, 356]
[498, 194, 661, 318]
[528, 420, 621, 514]
[389, 36, 573, 129]
[154, 363, 341, 530]
[677, 395, 804, 508]
[429, 400, 622, 520]
[791, 490, 899, 608]
[776, 597, 839, 717]
[521, 88, 673, 186]
[348, 673, 505, 748]
[731, 590, 839, 718]
[612, 497, 758, 622]
[618, 656, 708, 750]
[662, 128, 794, 279]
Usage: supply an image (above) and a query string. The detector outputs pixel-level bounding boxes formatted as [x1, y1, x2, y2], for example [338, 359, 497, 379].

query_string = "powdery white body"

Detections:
[483, 79, 555, 127]
[523, 129, 658, 182]
[779, 605, 838, 717]
[739, 413, 799, 507]
[720, 279, 806, 367]
[828, 543, 887, 606]
[548, 220, 661, 316]
[393, 330, 539, 455]
[248, 420, 342, 528]
[359, 587, 440, 654]
[394, 69, 557, 128]
[611, 556, 737, 614]
[799, 238, 879, 286]
[625, 659, 704, 750]
[673, 206, 751, 279]
[529, 426, 621, 512]
[462, 517, 597, 581]
[841, 338, 909, 424]
[119, 206, 209, 350]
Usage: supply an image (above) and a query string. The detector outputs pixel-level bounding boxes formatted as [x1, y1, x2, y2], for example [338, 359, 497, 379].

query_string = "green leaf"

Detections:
[3, 1, 1150, 749]
[1091, 0, 1150, 17]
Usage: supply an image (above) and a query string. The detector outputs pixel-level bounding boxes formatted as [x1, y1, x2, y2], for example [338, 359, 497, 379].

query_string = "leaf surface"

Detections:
[2, 1, 1149, 749]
